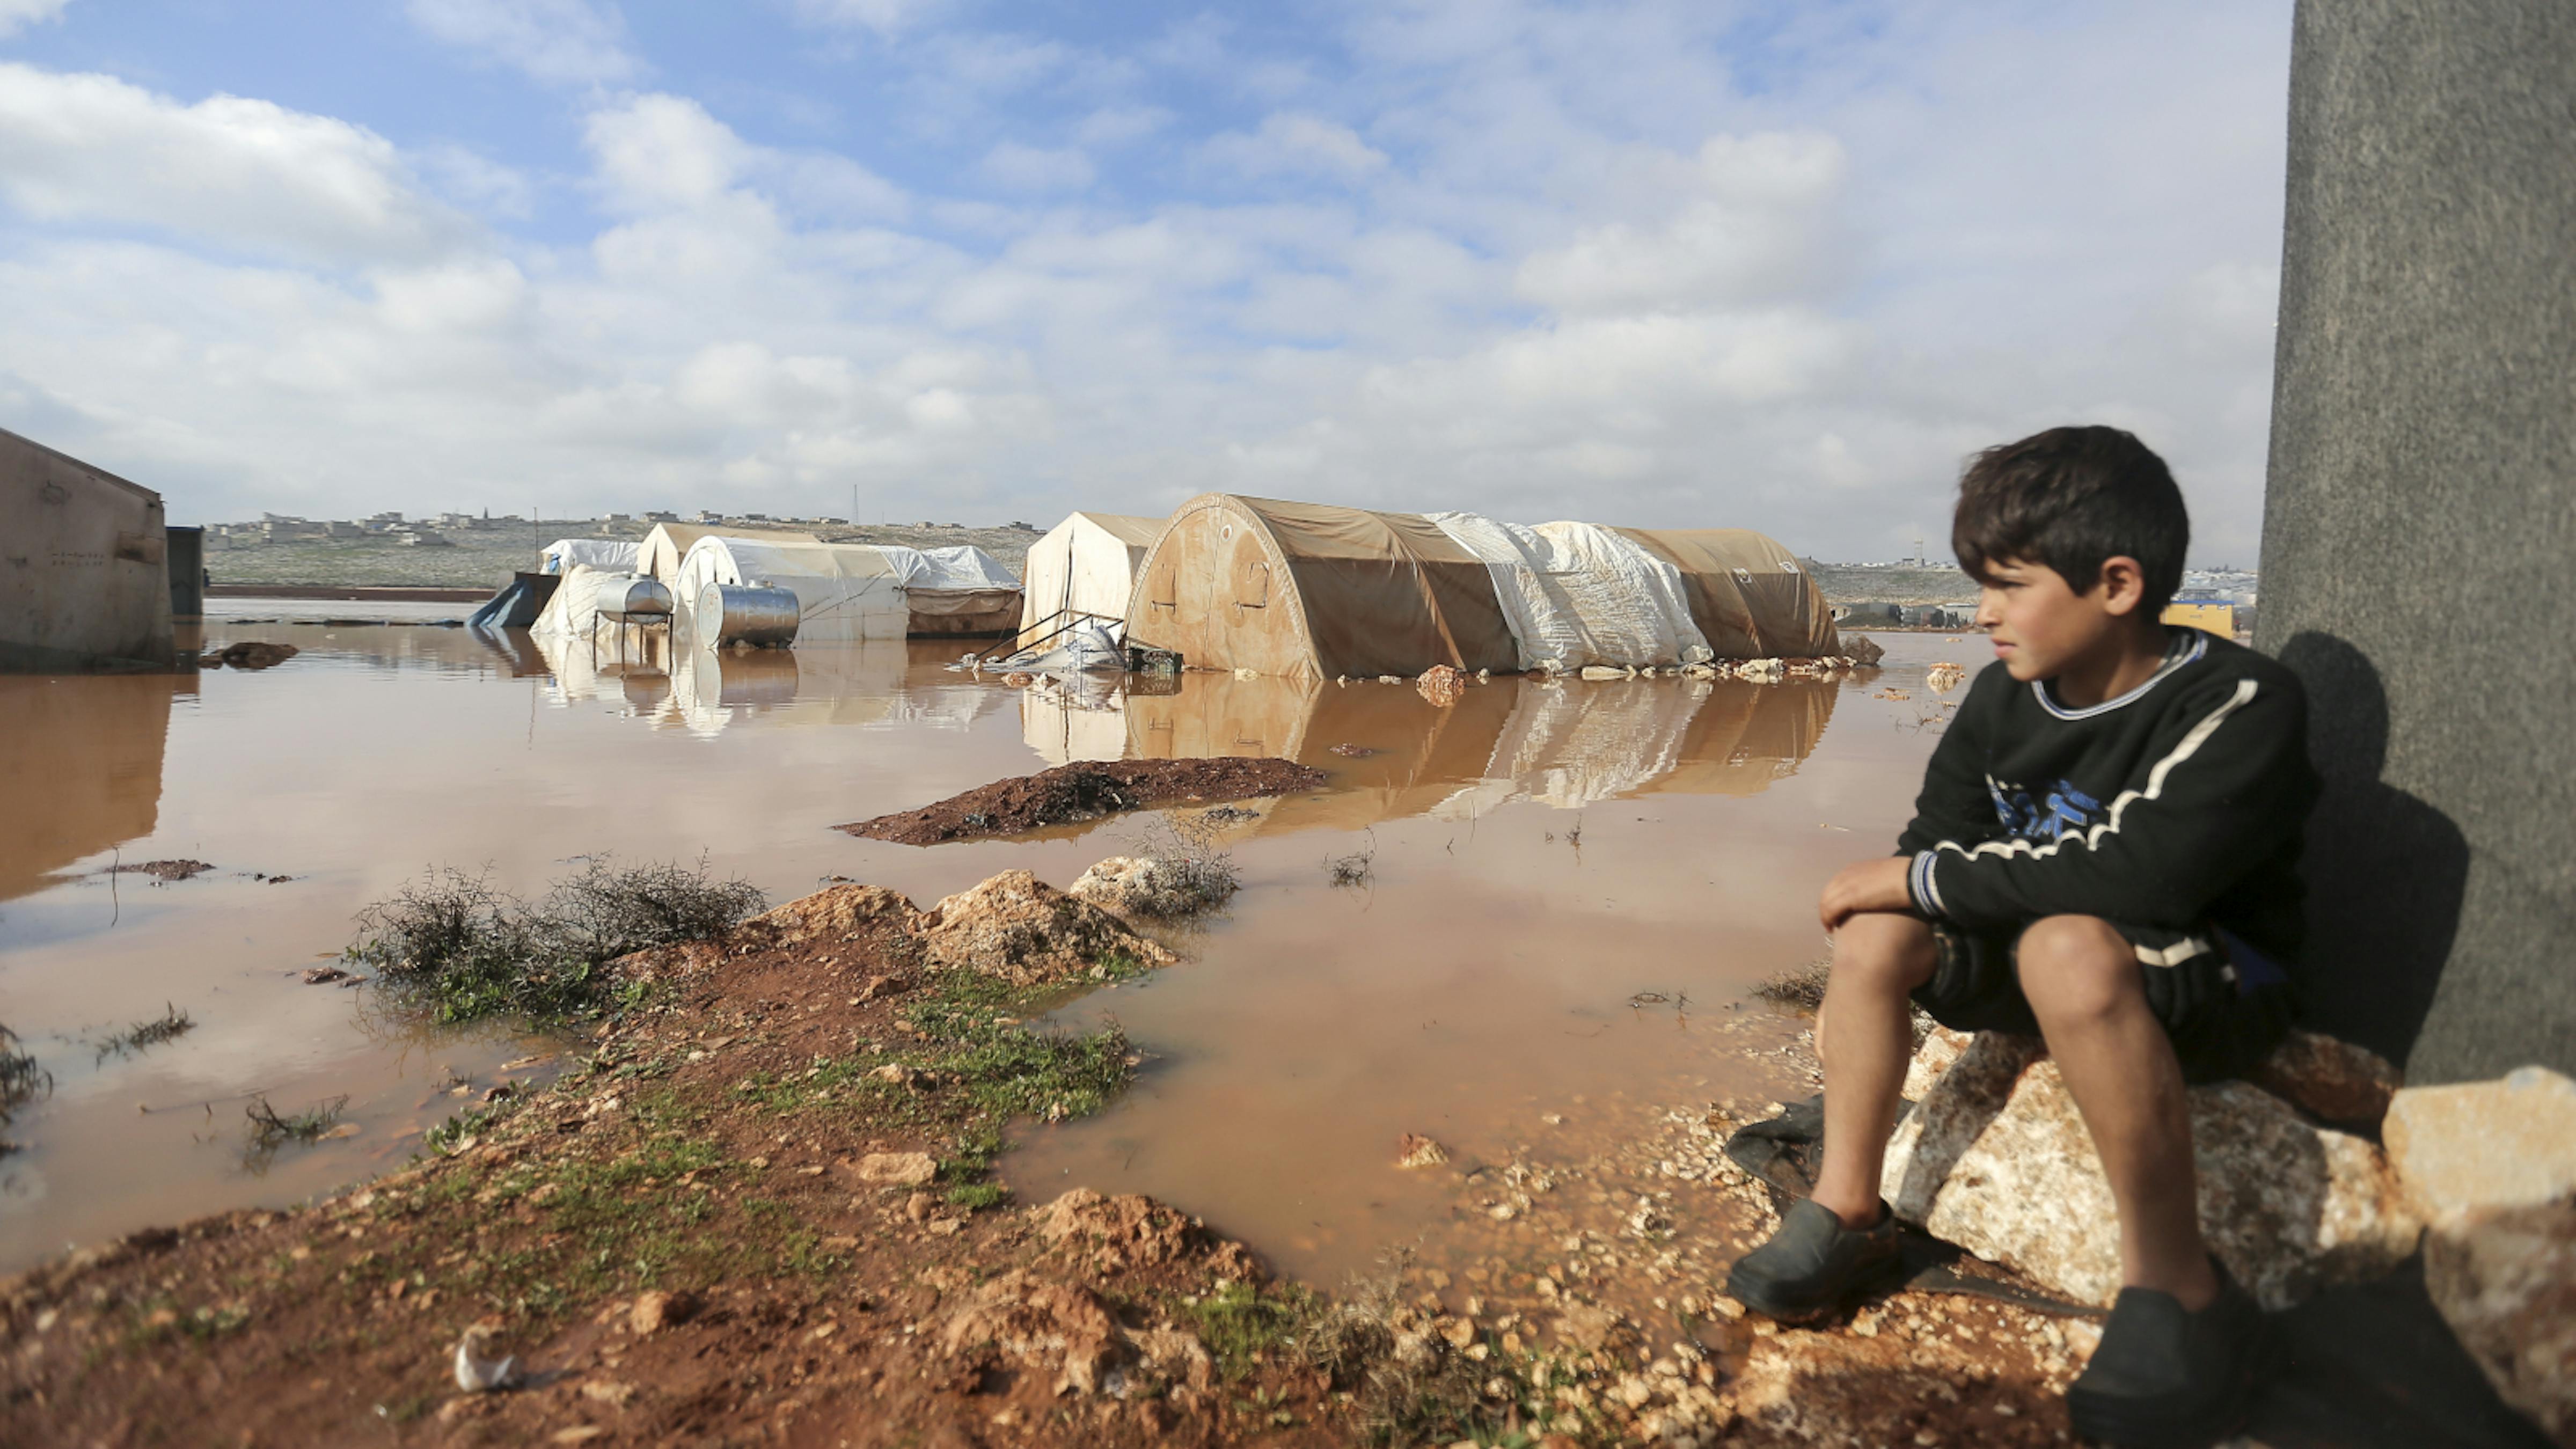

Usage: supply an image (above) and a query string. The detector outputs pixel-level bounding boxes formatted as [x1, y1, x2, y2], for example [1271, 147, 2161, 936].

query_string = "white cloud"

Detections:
[1202, 113, 1388, 181]
[582, 93, 745, 210]
[0, 64, 466, 264]
[406, 0, 642, 87]
[1515, 133, 1847, 313]
[977, 141, 1093, 194]
[790, 0, 948, 38]
[0, 0, 72, 40]
[1073, 104, 1172, 149]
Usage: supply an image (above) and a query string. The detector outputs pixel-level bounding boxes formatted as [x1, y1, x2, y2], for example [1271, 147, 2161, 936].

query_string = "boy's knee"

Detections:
[2016, 915, 2140, 1022]
[1829, 912, 1936, 994]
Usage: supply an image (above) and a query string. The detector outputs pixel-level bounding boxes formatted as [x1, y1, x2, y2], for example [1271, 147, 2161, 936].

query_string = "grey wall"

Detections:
[1, 428, 175, 672]
[2258, 0, 2575, 1081]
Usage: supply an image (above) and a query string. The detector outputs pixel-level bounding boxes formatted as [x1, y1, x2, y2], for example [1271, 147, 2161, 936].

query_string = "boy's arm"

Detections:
[1908, 671, 2316, 931]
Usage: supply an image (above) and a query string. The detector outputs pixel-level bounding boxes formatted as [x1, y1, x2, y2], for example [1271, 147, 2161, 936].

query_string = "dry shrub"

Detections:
[349, 856, 764, 1024]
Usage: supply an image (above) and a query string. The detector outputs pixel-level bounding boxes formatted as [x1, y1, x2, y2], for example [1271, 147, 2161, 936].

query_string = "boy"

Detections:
[1725, 426, 2316, 1448]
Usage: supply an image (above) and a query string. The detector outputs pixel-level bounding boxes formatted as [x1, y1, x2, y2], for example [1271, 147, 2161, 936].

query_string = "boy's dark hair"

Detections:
[1952, 426, 2189, 612]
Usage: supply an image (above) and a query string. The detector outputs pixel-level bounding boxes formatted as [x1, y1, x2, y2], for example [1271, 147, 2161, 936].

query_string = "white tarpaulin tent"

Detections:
[674, 538, 913, 643]
[632, 522, 818, 587]
[531, 564, 639, 641]
[1426, 511, 1714, 672]
[540, 538, 642, 574]
[1019, 512, 1163, 633]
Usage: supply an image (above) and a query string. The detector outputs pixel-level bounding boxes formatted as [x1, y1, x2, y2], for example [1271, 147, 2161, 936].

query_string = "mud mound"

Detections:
[839, 757, 1328, 844]
[1038, 1187, 1263, 1282]
[921, 870, 1176, 985]
[749, 882, 924, 945]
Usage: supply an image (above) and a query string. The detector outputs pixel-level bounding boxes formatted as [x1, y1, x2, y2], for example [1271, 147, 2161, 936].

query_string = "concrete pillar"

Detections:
[2258, 1, 2575, 1080]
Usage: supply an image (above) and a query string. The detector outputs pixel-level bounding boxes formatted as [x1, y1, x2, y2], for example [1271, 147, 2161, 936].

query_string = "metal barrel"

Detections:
[593, 574, 674, 620]
[694, 582, 801, 647]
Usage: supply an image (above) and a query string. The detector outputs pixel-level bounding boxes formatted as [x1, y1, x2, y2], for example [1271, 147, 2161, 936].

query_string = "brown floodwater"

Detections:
[0, 616, 1966, 1284]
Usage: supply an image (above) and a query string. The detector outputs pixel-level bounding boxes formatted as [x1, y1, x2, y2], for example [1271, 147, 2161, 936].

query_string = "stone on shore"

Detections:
[1882, 1031, 2422, 1310]
[2383, 1066, 2576, 1223]
[919, 870, 1175, 985]
[1067, 855, 1236, 921]
[2424, 1198, 2576, 1445]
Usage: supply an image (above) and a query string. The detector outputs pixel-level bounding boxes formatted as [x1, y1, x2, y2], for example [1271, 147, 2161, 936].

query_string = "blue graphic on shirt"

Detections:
[1988, 778, 2105, 843]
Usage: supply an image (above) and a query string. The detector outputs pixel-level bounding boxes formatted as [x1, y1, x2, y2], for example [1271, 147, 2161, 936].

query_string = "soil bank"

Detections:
[840, 758, 1329, 845]
[0, 870, 2085, 1448]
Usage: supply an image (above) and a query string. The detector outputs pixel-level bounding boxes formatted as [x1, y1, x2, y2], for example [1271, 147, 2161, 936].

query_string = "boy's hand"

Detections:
[1819, 857, 1916, 933]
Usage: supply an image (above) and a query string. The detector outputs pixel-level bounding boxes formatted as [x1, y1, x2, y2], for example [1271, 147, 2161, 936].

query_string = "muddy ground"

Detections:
[0, 870, 2091, 1448]
[841, 759, 1330, 845]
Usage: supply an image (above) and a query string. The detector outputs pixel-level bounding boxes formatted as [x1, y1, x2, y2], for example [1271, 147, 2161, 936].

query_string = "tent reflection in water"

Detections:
[1123, 493, 1839, 679]
[1020, 669, 1838, 832]
[1019, 512, 1164, 635]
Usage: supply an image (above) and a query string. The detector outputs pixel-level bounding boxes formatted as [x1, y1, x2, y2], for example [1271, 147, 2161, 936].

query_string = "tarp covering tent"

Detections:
[632, 522, 819, 588]
[1019, 512, 1164, 634]
[671, 537, 1022, 641]
[540, 538, 641, 575]
[1123, 494, 1520, 682]
[894, 545, 1023, 636]
[1426, 513, 1714, 672]
[1612, 529, 1839, 660]
[467, 572, 560, 629]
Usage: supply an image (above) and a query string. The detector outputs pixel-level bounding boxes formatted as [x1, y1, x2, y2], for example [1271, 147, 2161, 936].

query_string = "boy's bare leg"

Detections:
[2016, 914, 2221, 1309]
[1807, 911, 1936, 1229]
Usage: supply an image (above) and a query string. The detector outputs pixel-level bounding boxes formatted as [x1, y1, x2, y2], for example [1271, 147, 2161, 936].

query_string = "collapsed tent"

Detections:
[1018, 512, 1164, 635]
[1124, 494, 1520, 682]
[1123, 494, 1836, 678]
[540, 538, 641, 575]
[672, 537, 1023, 643]
[632, 522, 819, 588]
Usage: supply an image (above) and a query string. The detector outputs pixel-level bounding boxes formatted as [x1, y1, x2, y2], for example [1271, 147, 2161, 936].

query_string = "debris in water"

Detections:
[1415, 663, 1468, 707]
[106, 859, 214, 882]
[1327, 743, 1378, 758]
[301, 965, 356, 985]
[452, 1324, 519, 1392]
[203, 641, 300, 670]
[1396, 1133, 1450, 1168]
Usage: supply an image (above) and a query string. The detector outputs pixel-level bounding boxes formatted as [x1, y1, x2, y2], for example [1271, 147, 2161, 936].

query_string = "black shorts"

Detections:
[1912, 919, 2293, 1085]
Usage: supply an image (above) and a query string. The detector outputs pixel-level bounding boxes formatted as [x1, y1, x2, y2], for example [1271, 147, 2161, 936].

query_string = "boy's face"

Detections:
[1972, 557, 2129, 682]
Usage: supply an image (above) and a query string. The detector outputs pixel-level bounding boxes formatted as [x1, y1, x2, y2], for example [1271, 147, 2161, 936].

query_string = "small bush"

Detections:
[1324, 830, 1377, 889]
[245, 1094, 346, 1149]
[349, 857, 765, 1026]
[0, 1024, 50, 1128]
[91, 1003, 195, 1062]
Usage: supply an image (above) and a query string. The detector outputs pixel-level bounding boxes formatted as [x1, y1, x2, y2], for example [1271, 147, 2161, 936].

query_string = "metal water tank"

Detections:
[594, 575, 673, 621]
[695, 582, 800, 647]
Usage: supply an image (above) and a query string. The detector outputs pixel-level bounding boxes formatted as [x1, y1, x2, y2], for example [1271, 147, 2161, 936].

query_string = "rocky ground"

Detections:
[0, 865, 2102, 1448]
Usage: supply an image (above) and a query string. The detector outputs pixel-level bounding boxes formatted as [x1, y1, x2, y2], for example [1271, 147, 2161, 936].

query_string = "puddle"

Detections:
[0, 612, 1966, 1284]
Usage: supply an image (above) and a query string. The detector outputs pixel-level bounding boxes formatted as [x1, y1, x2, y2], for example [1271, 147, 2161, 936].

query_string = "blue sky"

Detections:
[0, 0, 2291, 563]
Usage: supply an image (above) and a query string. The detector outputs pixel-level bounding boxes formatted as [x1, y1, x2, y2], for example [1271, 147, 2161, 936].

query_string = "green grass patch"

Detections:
[1183, 1281, 1321, 1380]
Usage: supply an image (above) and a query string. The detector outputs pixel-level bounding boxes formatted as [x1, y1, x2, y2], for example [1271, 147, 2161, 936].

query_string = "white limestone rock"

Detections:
[2424, 1198, 2576, 1445]
[2383, 1066, 2576, 1223]
[1882, 1031, 2423, 1310]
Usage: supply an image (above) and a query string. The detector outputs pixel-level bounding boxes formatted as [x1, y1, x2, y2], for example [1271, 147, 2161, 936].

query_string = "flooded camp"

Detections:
[1122, 493, 1842, 680]
[1018, 510, 1163, 636]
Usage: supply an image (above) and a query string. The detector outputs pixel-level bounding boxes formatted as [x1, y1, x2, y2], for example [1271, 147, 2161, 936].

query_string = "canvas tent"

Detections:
[540, 538, 641, 574]
[1122, 494, 1836, 679]
[1018, 512, 1164, 635]
[632, 522, 818, 589]
[1124, 494, 1520, 682]
[672, 537, 1023, 643]
[1613, 529, 1839, 660]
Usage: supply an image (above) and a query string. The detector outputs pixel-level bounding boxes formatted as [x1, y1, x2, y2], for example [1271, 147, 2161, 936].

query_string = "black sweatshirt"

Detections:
[1896, 628, 2319, 965]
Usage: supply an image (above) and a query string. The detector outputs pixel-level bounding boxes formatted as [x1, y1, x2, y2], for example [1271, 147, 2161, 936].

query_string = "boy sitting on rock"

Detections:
[1726, 426, 2318, 1447]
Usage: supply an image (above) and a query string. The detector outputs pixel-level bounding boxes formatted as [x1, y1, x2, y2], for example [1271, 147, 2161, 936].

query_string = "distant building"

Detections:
[645, 510, 678, 522]
[693, 510, 722, 523]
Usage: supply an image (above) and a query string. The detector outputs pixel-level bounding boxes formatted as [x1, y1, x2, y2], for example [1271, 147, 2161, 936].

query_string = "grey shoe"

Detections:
[2067, 1262, 2281, 1447]
[1723, 1198, 1902, 1322]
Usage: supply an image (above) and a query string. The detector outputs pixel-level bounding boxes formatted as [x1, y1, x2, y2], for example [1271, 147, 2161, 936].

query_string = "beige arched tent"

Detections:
[633, 522, 818, 588]
[1019, 512, 1164, 634]
[1613, 529, 1839, 660]
[1124, 494, 1520, 681]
